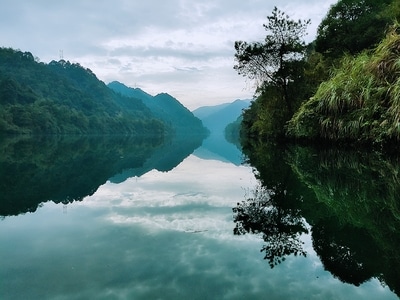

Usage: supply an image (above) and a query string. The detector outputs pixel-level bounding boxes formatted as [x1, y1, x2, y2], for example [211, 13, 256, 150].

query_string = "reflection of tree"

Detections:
[235, 141, 314, 268]
[241, 140, 400, 297]
[312, 221, 376, 286]
[287, 145, 400, 297]
[233, 184, 308, 268]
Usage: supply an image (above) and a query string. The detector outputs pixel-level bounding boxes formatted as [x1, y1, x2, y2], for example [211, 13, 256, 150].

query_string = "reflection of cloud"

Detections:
[1, 154, 397, 299]
[3, 204, 393, 300]
[83, 155, 257, 241]
[90, 155, 256, 205]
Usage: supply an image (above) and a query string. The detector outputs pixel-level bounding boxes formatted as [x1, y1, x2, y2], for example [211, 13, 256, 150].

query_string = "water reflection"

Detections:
[239, 142, 400, 297]
[233, 185, 308, 268]
[193, 133, 244, 166]
[1, 135, 398, 299]
[0, 134, 203, 216]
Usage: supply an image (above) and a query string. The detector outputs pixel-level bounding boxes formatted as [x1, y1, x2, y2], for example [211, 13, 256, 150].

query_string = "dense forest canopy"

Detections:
[237, 0, 400, 147]
[0, 47, 165, 135]
[315, 0, 394, 59]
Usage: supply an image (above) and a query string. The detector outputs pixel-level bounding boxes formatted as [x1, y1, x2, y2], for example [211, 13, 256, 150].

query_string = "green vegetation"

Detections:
[0, 47, 165, 135]
[235, 7, 311, 139]
[287, 25, 400, 145]
[315, 0, 394, 60]
[224, 116, 242, 146]
[286, 145, 400, 292]
[237, 0, 400, 147]
[235, 2, 400, 294]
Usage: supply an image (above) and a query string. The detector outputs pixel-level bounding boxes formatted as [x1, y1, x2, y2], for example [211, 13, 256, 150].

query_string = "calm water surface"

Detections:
[0, 135, 398, 299]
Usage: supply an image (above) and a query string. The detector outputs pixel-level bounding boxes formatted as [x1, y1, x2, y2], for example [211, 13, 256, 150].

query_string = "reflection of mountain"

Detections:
[191, 99, 250, 165]
[110, 135, 204, 183]
[238, 142, 400, 297]
[193, 134, 244, 166]
[0, 134, 204, 216]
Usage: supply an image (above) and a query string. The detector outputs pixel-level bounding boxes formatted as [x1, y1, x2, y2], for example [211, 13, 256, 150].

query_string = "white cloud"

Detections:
[0, 0, 337, 109]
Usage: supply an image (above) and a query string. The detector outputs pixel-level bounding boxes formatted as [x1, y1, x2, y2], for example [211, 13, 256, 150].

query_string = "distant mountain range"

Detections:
[191, 99, 251, 165]
[108, 81, 207, 136]
[192, 99, 251, 134]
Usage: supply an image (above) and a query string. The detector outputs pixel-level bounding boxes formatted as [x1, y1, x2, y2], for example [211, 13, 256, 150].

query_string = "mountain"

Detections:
[193, 134, 245, 165]
[108, 81, 207, 136]
[108, 81, 153, 102]
[192, 99, 251, 133]
[0, 47, 165, 135]
[191, 102, 231, 120]
[191, 99, 251, 165]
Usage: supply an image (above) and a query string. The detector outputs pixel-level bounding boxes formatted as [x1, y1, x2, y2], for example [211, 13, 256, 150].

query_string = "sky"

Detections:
[1, 0, 337, 110]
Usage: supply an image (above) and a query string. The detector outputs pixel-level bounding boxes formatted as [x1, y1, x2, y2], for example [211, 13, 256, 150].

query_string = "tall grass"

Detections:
[287, 24, 400, 144]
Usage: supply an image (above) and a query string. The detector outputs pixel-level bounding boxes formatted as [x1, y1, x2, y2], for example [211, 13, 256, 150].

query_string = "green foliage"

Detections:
[303, 48, 332, 90]
[243, 89, 288, 139]
[287, 25, 400, 145]
[0, 47, 166, 135]
[315, 0, 394, 59]
[234, 6, 310, 115]
[237, 1, 400, 146]
[234, 7, 316, 143]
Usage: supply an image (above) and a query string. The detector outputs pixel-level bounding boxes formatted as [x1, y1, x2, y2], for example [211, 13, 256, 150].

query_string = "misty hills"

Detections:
[108, 81, 206, 135]
[191, 99, 251, 165]
[0, 47, 206, 136]
[192, 99, 251, 134]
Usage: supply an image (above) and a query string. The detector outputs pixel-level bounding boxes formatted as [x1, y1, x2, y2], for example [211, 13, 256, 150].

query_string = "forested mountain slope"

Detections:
[108, 81, 207, 135]
[0, 47, 165, 135]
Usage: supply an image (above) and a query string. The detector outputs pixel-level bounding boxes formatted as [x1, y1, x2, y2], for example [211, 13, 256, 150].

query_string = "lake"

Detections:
[0, 135, 399, 300]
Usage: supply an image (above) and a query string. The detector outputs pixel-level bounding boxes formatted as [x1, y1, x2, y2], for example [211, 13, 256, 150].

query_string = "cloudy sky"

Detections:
[1, 0, 336, 110]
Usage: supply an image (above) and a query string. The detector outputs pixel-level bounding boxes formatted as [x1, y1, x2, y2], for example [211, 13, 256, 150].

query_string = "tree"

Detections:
[315, 0, 394, 59]
[234, 7, 310, 115]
